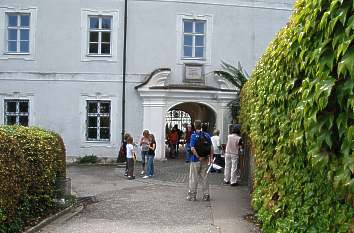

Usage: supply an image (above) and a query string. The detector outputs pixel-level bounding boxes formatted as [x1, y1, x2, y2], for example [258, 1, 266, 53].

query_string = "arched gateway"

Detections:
[135, 68, 237, 160]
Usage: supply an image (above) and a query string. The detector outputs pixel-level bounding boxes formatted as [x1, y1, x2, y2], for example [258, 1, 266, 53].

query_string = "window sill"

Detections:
[4, 52, 30, 55]
[86, 54, 112, 57]
[180, 58, 207, 65]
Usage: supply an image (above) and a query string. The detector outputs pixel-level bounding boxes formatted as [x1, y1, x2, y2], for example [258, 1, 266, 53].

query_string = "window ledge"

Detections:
[4, 52, 30, 55]
[87, 54, 112, 57]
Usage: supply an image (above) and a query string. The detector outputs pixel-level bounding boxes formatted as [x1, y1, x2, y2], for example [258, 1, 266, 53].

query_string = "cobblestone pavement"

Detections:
[39, 159, 259, 233]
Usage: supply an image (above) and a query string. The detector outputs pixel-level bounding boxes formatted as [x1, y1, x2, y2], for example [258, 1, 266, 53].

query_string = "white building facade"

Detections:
[0, 0, 293, 160]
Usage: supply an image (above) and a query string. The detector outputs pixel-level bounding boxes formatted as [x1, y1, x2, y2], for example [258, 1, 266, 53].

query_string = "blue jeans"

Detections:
[146, 155, 154, 176]
[184, 144, 191, 161]
[141, 150, 148, 166]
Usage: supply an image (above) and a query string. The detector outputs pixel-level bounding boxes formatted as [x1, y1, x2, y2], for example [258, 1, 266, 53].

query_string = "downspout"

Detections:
[121, 0, 128, 142]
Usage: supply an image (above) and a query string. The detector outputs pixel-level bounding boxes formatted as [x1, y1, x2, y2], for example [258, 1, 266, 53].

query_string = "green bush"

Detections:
[76, 154, 98, 164]
[0, 130, 29, 232]
[240, 0, 353, 232]
[0, 126, 66, 232]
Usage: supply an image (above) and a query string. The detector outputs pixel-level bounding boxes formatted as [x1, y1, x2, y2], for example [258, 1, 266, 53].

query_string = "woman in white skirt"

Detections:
[223, 124, 243, 186]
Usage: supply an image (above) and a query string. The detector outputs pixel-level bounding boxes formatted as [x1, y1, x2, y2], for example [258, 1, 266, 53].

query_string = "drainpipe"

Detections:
[121, 0, 128, 142]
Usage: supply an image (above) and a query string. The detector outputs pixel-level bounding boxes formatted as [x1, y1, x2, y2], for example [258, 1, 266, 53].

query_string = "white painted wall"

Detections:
[0, 0, 294, 159]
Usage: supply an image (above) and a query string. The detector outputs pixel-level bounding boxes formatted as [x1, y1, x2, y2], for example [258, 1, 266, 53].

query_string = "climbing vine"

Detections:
[240, 0, 353, 232]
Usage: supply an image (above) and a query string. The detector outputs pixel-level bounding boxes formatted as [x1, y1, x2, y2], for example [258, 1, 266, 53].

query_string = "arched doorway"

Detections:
[165, 102, 217, 159]
[135, 68, 237, 160]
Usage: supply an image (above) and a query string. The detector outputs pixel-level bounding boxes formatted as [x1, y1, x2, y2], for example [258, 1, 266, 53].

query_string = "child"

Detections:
[126, 135, 136, 180]
[143, 133, 156, 178]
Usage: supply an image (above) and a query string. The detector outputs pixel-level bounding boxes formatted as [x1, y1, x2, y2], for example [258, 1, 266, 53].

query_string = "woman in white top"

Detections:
[211, 129, 222, 172]
[224, 124, 242, 186]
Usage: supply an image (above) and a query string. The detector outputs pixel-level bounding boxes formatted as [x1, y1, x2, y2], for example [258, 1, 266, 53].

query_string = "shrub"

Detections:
[240, 0, 353, 232]
[76, 154, 98, 164]
[0, 129, 29, 232]
[0, 126, 66, 232]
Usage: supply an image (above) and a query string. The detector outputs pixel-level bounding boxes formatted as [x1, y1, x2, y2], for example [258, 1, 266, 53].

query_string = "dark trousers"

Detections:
[127, 158, 134, 177]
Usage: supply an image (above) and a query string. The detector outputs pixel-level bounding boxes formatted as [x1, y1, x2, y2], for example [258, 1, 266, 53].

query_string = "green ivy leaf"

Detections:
[337, 45, 354, 76]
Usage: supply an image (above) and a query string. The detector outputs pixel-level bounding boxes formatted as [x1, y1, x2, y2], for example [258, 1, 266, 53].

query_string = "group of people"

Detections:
[119, 120, 244, 202]
[185, 120, 243, 201]
[121, 130, 156, 180]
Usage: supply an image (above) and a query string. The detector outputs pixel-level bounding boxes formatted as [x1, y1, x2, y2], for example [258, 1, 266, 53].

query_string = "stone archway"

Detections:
[135, 68, 237, 160]
[165, 102, 217, 159]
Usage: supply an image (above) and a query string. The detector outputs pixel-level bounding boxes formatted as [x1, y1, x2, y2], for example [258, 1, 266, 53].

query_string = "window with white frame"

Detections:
[88, 16, 112, 55]
[183, 20, 206, 59]
[6, 13, 30, 53]
[4, 99, 29, 126]
[86, 100, 111, 141]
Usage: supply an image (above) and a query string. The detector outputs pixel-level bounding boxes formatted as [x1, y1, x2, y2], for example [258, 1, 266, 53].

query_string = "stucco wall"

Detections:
[0, 0, 294, 158]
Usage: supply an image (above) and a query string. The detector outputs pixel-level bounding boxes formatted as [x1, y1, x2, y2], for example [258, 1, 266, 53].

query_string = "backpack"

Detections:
[195, 132, 211, 157]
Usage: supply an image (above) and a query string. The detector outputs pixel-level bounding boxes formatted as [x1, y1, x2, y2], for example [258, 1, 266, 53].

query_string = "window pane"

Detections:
[195, 35, 204, 46]
[19, 102, 28, 113]
[183, 46, 192, 57]
[100, 128, 110, 140]
[19, 116, 28, 126]
[8, 29, 17, 40]
[6, 116, 17, 125]
[195, 47, 204, 58]
[20, 41, 29, 53]
[102, 32, 110, 42]
[88, 102, 98, 113]
[102, 17, 111, 29]
[89, 32, 98, 42]
[195, 21, 205, 34]
[101, 43, 110, 54]
[20, 15, 30, 27]
[89, 17, 99, 29]
[183, 21, 193, 33]
[8, 15, 17, 27]
[20, 29, 29, 40]
[100, 117, 110, 127]
[89, 43, 98, 54]
[88, 128, 97, 139]
[8, 41, 17, 52]
[183, 35, 192, 46]
[100, 102, 110, 113]
[88, 117, 97, 127]
[6, 101, 17, 112]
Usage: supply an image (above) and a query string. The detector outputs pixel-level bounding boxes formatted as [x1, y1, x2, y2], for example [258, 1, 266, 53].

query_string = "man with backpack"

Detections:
[186, 120, 213, 201]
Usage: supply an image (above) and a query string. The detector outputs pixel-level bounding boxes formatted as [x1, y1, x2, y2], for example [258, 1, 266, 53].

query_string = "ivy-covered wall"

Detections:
[240, 0, 353, 232]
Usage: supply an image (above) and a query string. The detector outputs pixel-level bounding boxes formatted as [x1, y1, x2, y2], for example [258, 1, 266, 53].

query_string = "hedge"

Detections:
[240, 0, 353, 232]
[0, 126, 66, 233]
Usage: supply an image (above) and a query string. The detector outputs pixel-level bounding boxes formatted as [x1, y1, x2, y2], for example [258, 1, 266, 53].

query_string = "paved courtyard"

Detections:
[39, 160, 260, 233]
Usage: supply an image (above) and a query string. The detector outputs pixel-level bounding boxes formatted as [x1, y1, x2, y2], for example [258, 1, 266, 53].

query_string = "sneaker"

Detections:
[142, 175, 149, 179]
[223, 181, 230, 185]
[202, 194, 210, 201]
[124, 172, 128, 177]
[186, 195, 196, 201]
[140, 171, 145, 175]
[186, 192, 197, 201]
[230, 183, 239, 186]
[127, 176, 135, 180]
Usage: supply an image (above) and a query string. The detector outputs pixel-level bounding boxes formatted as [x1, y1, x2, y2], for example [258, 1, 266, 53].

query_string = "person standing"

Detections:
[184, 124, 193, 163]
[140, 130, 150, 175]
[143, 133, 156, 178]
[211, 129, 222, 173]
[126, 135, 136, 180]
[187, 120, 213, 201]
[168, 126, 178, 159]
[224, 124, 243, 186]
